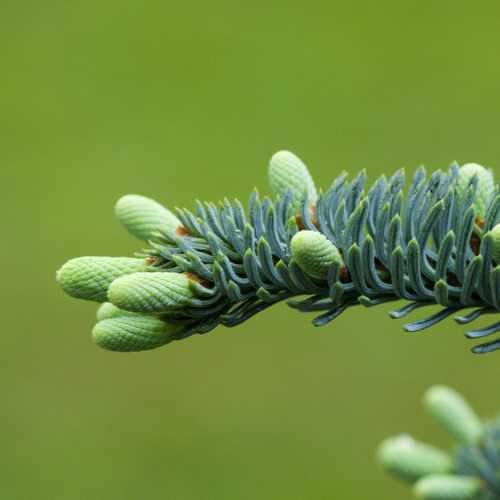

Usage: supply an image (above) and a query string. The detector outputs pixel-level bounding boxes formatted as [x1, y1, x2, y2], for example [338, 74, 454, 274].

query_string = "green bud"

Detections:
[96, 302, 140, 321]
[456, 163, 495, 219]
[424, 386, 484, 445]
[378, 435, 453, 482]
[92, 316, 185, 352]
[56, 257, 152, 302]
[491, 223, 500, 264]
[268, 150, 317, 205]
[414, 474, 482, 500]
[115, 194, 181, 241]
[108, 272, 198, 313]
[290, 230, 343, 280]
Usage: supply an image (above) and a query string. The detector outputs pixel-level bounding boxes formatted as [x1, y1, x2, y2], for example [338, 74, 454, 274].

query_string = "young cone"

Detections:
[56, 257, 152, 302]
[96, 303, 140, 321]
[108, 272, 199, 313]
[424, 386, 484, 446]
[413, 474, 483, 500]
[378, 435, 453, 482]
[456, 163, 495, 219]
[291, 230, 343, 280]
[115, 194, 181, 241]
[92, 315, 185, 352]
[268, 150, 317, 206]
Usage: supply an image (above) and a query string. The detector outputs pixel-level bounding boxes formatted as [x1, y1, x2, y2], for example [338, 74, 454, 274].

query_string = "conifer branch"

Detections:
[379, 385, 499, 499]
[56, 152, 500, 353]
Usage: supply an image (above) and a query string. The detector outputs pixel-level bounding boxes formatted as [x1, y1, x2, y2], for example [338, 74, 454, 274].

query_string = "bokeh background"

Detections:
[2, 2, 500, 498]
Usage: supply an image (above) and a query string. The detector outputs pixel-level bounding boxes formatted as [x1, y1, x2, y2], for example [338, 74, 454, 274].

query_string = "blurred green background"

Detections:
[2, 1, 500, 498]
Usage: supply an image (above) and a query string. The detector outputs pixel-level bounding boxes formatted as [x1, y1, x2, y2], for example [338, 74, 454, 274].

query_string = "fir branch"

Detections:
[379, 385, 500, 499]
[56, 152, 500, 353]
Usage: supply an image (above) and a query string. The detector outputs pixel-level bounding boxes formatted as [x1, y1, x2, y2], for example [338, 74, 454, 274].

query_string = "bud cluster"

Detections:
[56, 151, 499, 353]
[379, 385, 499, 499]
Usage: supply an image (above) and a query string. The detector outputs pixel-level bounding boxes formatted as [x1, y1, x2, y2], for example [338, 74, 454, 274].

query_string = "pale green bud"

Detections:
[456, 163, 495, 218]
[268, 151, 317, 205]
[56, 257, 152, 302]
[92, 316, 185, 352]
[96, 302, 140, 321]
[424, 386, 484, 445]
[115, 194, 182, 241]
[491, 223, 500, 264]
[290, 230, 343, 280]
[108, 272, 197, 313]
[414, 474, 482, 500]
[378, 435, 453, 482]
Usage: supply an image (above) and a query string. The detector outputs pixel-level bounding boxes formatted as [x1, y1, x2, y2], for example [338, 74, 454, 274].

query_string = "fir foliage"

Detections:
[56, 151, 500, 353]
[379, 386, 500, 500]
